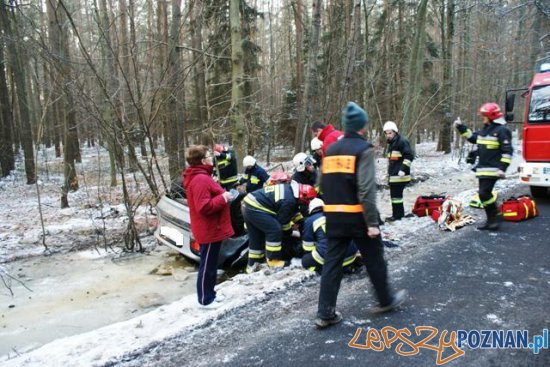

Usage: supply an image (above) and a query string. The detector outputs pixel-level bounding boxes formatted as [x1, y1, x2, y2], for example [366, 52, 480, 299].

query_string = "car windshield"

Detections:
[528, 85, 550, 123]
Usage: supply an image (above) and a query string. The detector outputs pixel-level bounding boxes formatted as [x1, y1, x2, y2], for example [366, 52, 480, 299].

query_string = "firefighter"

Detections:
[292, 152, 318, 187]
[310, 138, 323, 169]
[316, 102, 406, 329]
[213, 144, 239, 190]
[239, 155, 269, 193]
[383, 121, 414, 221]
[311, 121, 344, 156]
[454, 102, 513, 230]
[301, 198, 358, 274]
[242, 181, 316, 273]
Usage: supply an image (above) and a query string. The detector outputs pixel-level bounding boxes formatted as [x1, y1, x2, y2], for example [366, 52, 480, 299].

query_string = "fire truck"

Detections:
[505, 62, 550, 197]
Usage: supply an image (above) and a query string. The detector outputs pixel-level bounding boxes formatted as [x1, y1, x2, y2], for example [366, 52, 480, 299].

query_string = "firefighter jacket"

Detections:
[215, 149, 239, 187]
[302, 211, 357, 267]
[321, 132, 379, 237]
[456, 122, 513, 179]
[242, 183, 298, 231]
[240, 164, 269, 193]
[387, 134, 414, 184]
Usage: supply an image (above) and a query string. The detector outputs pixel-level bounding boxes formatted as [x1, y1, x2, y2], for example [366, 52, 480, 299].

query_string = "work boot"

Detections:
[477, 207, 500, 231]
[385, 216, 402, 223]
[245, 261, 261, 274]
[371, 289, 408, 314]
[314, 311, 343, 329]
[266, 258, 286, 270]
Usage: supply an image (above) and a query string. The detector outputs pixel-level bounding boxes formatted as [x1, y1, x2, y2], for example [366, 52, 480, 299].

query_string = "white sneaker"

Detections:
[198, 298, 223, 310]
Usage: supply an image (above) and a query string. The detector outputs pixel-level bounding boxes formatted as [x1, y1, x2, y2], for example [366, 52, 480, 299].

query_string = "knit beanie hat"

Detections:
[342, 102, 368, 133]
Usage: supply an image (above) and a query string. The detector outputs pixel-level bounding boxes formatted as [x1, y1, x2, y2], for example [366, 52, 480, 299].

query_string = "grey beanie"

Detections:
[342, 102, 368, 133]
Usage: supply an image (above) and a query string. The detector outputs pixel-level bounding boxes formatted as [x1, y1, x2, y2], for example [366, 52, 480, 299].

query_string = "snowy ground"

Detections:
[0, 138, 526, 367]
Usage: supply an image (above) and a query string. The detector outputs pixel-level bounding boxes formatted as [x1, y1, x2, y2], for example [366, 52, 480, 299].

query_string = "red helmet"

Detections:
[478, 103, 503, 120]
[297, 184, 317, 204]
[266, 171, 292, 186]
[214, 144, 224, 153]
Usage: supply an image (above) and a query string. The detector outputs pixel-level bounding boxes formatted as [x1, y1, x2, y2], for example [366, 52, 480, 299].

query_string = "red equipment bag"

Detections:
[500, 195, 538, 222]
[412, 195, 447, 217]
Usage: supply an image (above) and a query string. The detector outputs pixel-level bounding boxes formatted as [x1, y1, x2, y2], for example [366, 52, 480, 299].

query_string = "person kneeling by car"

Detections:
[301, 198, 358, 274]
[242, 181, 316, 273]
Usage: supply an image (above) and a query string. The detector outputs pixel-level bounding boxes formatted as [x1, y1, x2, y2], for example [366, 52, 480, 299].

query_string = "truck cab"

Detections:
[506, 62, 550, 197]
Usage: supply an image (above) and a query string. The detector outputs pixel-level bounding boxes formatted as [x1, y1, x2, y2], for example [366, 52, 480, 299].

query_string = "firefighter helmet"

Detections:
[214, 144, 224, 153]
[266, 171, 291, 186]
[308, 198, 324, 214]
[293, 152, 316, 172]
[296, 183, 317, 204]
[478, 103, 503, 120]
[243, 155, 256, 167]
[383, 121, 398, 133]
[310, 137, 323, 151]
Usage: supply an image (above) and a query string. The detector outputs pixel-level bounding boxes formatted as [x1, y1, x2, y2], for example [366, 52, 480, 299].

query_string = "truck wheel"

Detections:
[530, 186, 548, 198]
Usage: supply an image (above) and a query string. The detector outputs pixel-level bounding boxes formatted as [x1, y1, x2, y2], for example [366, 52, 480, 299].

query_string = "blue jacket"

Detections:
[241, 164, 269, 193]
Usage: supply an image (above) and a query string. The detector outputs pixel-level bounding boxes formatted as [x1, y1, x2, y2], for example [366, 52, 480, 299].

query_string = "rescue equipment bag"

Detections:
[500, 195, 538, 222]
[412, 195, 446, 217]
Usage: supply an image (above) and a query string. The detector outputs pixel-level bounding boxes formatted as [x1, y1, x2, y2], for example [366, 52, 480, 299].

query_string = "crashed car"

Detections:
[154, 179, 249, 269]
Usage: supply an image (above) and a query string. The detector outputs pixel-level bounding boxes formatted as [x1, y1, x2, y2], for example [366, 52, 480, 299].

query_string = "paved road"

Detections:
[112, 192, 550, 367]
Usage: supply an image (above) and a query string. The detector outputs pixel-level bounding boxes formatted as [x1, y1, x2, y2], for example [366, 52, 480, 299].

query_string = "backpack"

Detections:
[500, 196, 538, 222]
[412, 195, 446, 217]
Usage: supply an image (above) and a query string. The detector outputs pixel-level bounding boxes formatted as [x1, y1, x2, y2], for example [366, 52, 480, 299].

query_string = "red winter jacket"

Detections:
[183, 164, 234, 244]
[318, 124, 344, 156]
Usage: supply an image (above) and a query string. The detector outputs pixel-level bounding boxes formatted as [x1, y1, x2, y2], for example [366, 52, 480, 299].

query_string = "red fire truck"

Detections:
[505, 62, 550, 197]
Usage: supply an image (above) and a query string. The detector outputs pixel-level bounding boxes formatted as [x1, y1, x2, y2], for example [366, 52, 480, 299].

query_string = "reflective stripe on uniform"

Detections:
[323, 204, 363, 213]
[402, 159, 412, 167]
[461, 129, 473, 139]
[500, 154, 512, 164]
[312, 249, 324, 265]
[243, 195, 276, 215]
[265, 241, 282, 252]
[343, 253, 357, 267]
[322, 155, 356, 174]
[248, 249, 265, 259]
[312, 216, 326, 233]
[302, 241, 315, 252]
[389, 175, 411, 183]
[475, 167, 500, 177]
[388, 151, 402, 160]
[220, 175, 239, 184]
[476, 136, 500, 149]
[391, 198, 403, 204]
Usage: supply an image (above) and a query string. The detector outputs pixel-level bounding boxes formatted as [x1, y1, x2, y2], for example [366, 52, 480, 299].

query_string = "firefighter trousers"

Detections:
[479, 178, 498, 218]
[242, 204, 283, 263]
[390, 182, 406, 219]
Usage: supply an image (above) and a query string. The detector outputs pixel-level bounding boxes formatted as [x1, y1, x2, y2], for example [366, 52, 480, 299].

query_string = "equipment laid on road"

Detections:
[412, 195, 446, 217]
[500, 195, 539, 222]
[437, 198, 476, 231]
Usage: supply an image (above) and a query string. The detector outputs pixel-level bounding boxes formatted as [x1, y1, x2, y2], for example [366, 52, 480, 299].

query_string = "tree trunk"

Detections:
[296, 0, 322, 153]
[292, 0, 304, 153]
[400, 0, 428, 147]
[3, 3, 36, 184]
[0, 6, 14, 177]
[437, 0, 454, 153]
[230, 0, 245, 171]
[340, 0, 362, 107]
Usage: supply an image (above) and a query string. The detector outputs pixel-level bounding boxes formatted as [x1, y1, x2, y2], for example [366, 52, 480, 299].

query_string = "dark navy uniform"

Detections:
[242, 183, 298, 267]
[456, 121, 513, 223]
[215, 149, 239, 190]
[240, 164, 269, 193]
[387, 134, 414, 219]
[301, 211, 357, 273]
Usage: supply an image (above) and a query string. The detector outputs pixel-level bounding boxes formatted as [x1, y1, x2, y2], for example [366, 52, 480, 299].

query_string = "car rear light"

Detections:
[191, 240, 200, 255]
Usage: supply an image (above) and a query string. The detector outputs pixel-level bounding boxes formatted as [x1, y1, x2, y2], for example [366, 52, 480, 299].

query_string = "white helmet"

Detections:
[310, 137, 322, 151]
[293, 152, 316, 172]
[383, 121, 398, 133]
[308, 198, 324, 214]
[243, 155, 256, 167]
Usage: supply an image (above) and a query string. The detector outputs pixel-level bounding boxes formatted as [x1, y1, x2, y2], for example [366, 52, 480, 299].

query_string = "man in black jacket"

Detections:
[315, 102, 406, 329]
[383, 121, 414, 222]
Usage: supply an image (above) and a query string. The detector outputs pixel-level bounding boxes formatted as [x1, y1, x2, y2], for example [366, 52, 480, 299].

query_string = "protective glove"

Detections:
[497, 170, 505, 178]
[398, 170, 405, 177]
[214, 151, 221, 157]
[453, 117, 462, 128]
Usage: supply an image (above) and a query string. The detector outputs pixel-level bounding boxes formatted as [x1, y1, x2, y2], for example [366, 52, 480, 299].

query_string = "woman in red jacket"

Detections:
[183, 145, 234, 308]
